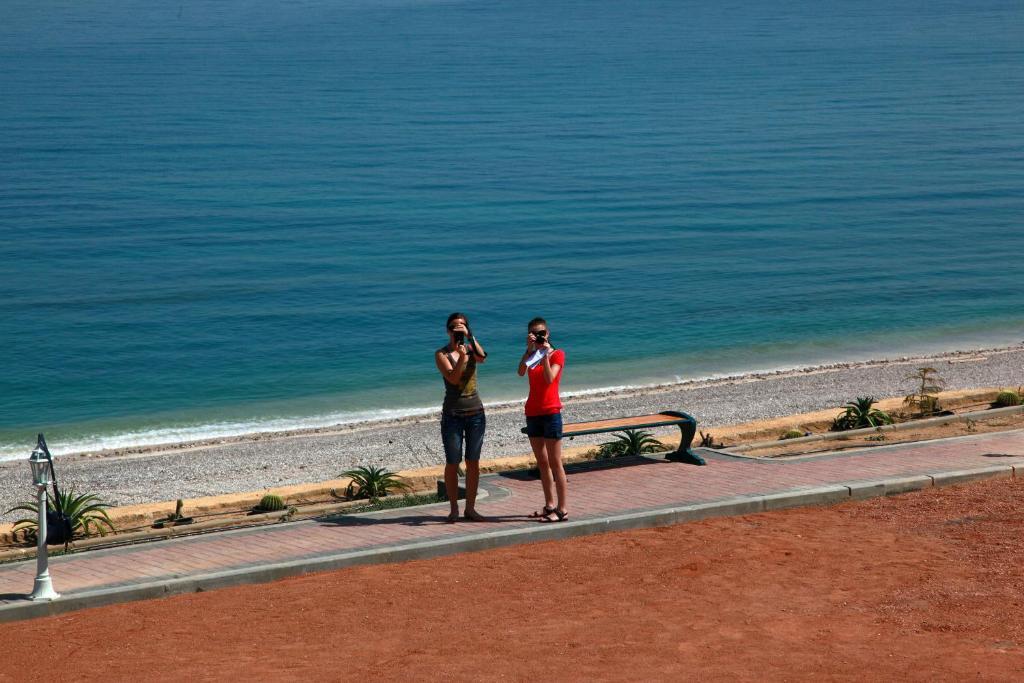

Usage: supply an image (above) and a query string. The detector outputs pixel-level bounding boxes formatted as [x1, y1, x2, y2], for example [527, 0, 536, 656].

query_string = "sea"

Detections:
[2, 0, 1023, 459]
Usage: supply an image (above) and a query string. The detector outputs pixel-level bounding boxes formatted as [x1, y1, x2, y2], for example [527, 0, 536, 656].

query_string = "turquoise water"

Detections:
[2, 0, 1023, 457]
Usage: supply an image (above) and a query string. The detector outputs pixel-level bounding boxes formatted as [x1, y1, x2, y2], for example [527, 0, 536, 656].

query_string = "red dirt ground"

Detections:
[3, 477, 1022, 682]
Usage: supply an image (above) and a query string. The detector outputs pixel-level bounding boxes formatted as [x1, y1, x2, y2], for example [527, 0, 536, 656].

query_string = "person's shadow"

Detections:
[317, 512, 529, 528]
[316, 456, 666, 529]
[499, 453, 664, 481]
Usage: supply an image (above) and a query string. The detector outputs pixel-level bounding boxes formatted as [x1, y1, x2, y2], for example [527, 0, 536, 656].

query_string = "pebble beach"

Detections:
[1, 344, 1021, 522]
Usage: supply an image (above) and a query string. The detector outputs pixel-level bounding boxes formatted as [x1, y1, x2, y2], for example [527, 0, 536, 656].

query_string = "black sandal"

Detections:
[539, 509, 568, 523]
[529, 505, 556, 519]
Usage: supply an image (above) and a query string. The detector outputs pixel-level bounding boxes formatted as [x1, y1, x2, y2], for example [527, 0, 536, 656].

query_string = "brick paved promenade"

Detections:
[1, 430, 1022, 621]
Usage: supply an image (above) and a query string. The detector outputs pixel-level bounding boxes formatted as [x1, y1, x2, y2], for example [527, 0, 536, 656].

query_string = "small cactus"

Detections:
[257, 493, 286, 512]
[779, 429, 805, 440]
[993, 390, 1021, 408]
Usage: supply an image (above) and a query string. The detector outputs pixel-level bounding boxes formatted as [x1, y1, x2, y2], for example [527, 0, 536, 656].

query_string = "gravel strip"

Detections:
[1, 346, 1021, 521]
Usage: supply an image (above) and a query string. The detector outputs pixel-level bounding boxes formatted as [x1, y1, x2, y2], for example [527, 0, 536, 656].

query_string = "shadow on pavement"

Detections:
[498, 454, 666, 481]
[316, 513, 531, 528]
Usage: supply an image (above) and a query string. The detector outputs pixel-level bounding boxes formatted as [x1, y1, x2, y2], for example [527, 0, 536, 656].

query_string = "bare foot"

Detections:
[446, 510, 459, 523]
[463, 509, 486, 522]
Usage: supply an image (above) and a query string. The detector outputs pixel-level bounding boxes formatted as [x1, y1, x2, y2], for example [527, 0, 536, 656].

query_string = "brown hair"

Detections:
[447, 312, 468, 329]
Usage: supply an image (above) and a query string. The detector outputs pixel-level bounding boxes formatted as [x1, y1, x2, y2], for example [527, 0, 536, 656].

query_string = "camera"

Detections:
[533, 332, 547, 344]
[453, 331, 466, 345]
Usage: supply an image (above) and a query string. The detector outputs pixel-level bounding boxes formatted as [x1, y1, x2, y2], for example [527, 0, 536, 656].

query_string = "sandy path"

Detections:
[2, 476, 1021, 681]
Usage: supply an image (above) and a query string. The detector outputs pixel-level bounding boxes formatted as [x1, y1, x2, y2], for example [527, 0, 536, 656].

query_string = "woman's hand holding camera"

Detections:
[528, 332, 550, 351]
[450, 321, 472, 358]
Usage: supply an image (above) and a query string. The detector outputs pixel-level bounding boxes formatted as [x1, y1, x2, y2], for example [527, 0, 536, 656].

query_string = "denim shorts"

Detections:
[440, 411, 486, 465]
[525, 412, 563, 440]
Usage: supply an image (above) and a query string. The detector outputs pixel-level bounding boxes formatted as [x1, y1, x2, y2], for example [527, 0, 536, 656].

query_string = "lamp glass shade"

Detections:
[29, 449, 50, 486]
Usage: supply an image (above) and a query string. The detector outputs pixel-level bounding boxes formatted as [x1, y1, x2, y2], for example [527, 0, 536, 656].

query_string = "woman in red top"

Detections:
[517, 317, 568, 522]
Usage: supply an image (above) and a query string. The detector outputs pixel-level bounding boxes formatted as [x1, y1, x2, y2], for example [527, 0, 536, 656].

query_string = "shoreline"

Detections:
[7, 342, 1022, 464]
[0, 342, 1021, 522]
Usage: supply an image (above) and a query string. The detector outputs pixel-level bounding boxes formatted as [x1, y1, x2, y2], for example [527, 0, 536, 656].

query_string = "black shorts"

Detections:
[525, 412, 563, 440]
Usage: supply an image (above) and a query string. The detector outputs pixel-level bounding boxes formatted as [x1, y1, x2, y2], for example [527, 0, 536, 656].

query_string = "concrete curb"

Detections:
[930, 465, 1017, 487]
[0, 461, 1018, 624]
[759, 486, 851, 511]
[728, 404, 1024, 453]
[847, 475, 935, 500]
[704, 427, 1024, 464]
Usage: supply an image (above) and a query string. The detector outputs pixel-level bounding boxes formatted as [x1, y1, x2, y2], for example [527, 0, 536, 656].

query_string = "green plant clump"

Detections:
[342, 465, 412, 500]
[779, 429, 806, 440]
[342, 493, 442, 515]
[831, 397, 894, 432]
[7, 489, 115, 547]
[257, 493, 286, 512]
[596, 429, 669, 459]
[993, 390, 1021, 408]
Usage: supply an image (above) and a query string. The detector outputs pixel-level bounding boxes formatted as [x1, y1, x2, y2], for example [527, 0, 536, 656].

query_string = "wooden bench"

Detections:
[520, 411, 706, 466]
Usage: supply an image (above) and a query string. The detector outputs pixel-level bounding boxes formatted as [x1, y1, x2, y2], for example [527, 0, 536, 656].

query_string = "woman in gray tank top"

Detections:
[434, 312, 487, 522]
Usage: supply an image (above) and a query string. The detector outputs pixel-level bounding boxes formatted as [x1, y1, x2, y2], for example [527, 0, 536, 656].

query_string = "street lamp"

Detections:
[28, 435, 59, 601]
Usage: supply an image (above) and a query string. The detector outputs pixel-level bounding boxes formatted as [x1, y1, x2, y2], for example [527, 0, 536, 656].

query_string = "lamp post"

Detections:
[28, 440, 59, 601]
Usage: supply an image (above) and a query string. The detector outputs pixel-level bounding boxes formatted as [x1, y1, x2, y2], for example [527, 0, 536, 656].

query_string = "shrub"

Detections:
[779, 429, 805, 440]
[256, 494, 286, 512]
[596, 429, 669, 458]
[343, 493, 442, 514]
[993, 390, 1021, 408]
[8, 488, 115, 548]
[341, 466, 412, 500]
[698, 431, 722, 448]
[831, 397, 894, 431]
[903, 367, 945, 416]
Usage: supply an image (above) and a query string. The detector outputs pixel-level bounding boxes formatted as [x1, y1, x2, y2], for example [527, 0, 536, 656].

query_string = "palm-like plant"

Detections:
[831, 397, 894, 431]
[904, 367, 945, 416]
[341, 465, 412, 500]
[8, 488, 115, 548]
[596, 429, 669, 458]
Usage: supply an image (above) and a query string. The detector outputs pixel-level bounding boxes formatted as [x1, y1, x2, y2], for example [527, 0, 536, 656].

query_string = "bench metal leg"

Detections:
[663, 415, 705, 466]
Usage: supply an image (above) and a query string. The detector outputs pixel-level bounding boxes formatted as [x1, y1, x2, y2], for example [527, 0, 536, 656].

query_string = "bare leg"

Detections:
[463, 460, 484, 520]
[444, 462, 460, 522]
[546, 437, 567, 514]
[529, 436, 555, 510]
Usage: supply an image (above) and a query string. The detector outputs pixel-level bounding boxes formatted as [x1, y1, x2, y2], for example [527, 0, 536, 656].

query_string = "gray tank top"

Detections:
[441, 349, 484, 416]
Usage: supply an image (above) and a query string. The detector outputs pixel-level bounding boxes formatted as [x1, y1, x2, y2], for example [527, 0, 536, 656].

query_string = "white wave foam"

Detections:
[0, 405, 441, 462]
[2, 341, 1020, 463]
